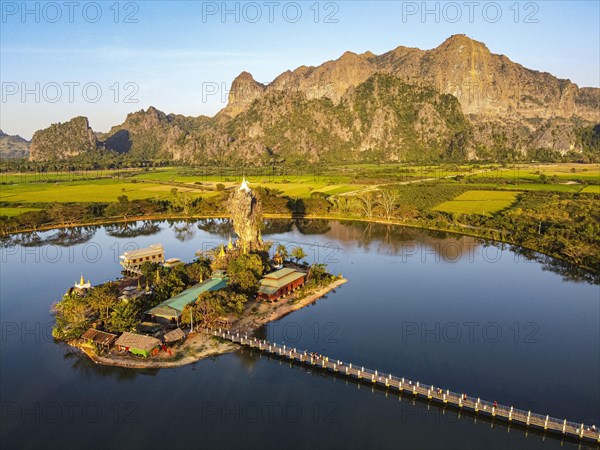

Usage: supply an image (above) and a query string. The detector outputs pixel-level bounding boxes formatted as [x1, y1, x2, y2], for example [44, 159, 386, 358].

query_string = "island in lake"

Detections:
[52, 179, 346, 368]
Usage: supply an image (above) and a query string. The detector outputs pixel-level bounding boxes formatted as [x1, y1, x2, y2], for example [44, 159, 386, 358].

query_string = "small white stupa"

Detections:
[239, 177, 251, 192]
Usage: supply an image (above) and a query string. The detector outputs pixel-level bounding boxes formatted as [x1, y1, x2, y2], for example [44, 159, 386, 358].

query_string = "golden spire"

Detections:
[155, 270, 161, 283]
[227, 236, 234, 250]
[137, 278, 142, 291]
[145, 279, 150, 293]
[219, 244, 226, 258]
[79, 273, 85, 285]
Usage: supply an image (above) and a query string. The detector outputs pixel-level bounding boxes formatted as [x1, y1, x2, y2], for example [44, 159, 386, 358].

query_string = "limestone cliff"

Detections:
[28, 35, 600, 162]
[29, 117, 97, 161]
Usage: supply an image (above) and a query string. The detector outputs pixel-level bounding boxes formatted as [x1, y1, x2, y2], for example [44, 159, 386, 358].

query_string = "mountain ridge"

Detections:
[27, 35, 600, 162]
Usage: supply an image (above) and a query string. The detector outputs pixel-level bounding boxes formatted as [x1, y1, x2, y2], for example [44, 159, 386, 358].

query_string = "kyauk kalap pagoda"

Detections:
[224, 178, 264, 254]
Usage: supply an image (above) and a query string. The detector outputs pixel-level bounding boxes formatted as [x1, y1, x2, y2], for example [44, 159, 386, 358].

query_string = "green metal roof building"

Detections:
[146, 272, 228, 322]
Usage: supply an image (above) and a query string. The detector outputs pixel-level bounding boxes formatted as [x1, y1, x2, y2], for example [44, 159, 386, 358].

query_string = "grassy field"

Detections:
[467, 182, 585, 193]
[0, 177, 361, 204]
[0, 179, 219, 204]
[433, 190, 520, 216]
[0, 169, 139, 184]
[0, 163, 597, 207]
[581, 185, 600, 194]
[0, 207, 42, 217]
[466, 164, 600, 182]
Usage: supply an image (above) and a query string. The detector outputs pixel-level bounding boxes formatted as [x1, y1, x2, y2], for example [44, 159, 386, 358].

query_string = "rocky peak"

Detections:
[29, 116, 97, 161]
[146, 105, 162, 117]
[223, 72, 266, 117]
[338, 51, 361, 61]
[121, 107, 170, 131]
[436, 34, 488, 51]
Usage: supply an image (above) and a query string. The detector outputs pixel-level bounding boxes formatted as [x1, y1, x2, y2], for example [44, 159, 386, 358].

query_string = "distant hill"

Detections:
[29, 116, 97, 161]
[28, 35, 600, 162]
[0, 130, 30, 159]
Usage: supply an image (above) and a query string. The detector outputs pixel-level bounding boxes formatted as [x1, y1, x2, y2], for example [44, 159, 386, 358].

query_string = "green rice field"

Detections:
[0, 179, 218, 204]
[433, 190, 520, 216]
[0, 207, 42, 217]
[581, 185, 600, 194]
[0, 163, 597, 208]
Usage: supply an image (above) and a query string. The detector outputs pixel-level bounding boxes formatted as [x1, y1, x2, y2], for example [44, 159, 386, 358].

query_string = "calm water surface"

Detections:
[1, 220, 598, 450]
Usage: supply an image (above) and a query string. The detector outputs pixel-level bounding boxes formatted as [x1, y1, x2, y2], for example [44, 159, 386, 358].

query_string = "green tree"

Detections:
[87, 282, 119, 325]
[181, 289, 248, 328]
[185, 257, 212, 283]
[307, 263, 329, 286]
[291, 246, 307, 264]
[227, 253, 266, 294]
[139, 261, 160, 280]
[52, 295, 91, 340]
[108, 297, 144, 333]
[153, 268, 186, 301]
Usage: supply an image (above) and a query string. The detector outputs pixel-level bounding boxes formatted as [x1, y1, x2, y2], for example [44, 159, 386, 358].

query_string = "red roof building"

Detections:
[257, 268, 306, 301]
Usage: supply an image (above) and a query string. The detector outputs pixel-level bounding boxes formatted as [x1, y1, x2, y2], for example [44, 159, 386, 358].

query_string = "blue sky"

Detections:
[1, 0, 599, 139]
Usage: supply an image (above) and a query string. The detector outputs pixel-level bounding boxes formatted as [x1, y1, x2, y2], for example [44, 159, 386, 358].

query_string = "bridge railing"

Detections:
[205, 328, 599, 441]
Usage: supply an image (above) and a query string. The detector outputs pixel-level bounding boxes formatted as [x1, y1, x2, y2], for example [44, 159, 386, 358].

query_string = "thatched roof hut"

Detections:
[164, 328, 186, 344]
[115, 332, 161, 357]
[81, 328, 117, 349]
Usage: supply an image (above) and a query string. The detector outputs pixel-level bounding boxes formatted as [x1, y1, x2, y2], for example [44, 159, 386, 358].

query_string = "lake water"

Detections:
[1, 219, 598, 450]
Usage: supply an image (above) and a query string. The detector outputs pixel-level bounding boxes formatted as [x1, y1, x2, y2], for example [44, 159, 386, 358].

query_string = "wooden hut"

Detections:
[115, 332, 161, 357]
[164, 328, 185, 344]
[81, 328, 117, 350]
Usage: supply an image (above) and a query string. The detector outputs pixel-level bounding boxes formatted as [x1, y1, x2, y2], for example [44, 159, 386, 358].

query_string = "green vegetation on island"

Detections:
[51, 180, 344, 368]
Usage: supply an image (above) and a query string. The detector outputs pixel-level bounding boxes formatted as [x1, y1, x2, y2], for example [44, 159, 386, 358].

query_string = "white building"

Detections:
[119, 244, 165, 273]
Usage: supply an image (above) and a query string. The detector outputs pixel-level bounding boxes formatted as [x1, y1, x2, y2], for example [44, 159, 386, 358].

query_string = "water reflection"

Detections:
[64, 347, 160, 380]
[0, 219, 597, 284]
[170, 221, 196, 242]
[328, 221, 599, 284]
[196, 218, 233, 236]
[105, 221, 162, 238]
[1, 226, 97, 248]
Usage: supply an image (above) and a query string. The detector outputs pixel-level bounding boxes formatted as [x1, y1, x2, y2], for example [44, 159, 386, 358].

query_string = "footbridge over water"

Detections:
[204, 328, 600, 444]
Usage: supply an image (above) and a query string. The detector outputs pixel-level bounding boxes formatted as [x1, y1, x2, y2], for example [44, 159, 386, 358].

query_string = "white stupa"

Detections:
[239, 177, 251, 192]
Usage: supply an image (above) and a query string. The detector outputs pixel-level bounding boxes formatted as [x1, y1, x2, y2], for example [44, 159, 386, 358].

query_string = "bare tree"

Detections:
[378, 188, 398, 220]
[356, 192, 376, 218]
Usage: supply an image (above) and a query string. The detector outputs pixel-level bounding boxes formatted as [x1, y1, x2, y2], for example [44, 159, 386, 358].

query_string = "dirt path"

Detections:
[337, 168, 495, 197]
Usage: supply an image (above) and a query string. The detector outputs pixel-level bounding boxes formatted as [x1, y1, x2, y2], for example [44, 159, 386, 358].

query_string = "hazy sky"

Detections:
[1, 0, 599, 139]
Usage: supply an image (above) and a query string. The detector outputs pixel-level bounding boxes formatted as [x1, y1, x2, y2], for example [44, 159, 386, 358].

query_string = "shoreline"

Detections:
[71, 277, 348, 369]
